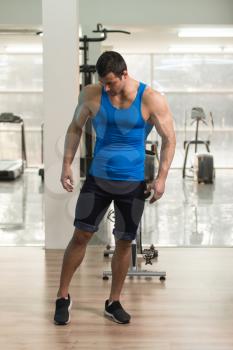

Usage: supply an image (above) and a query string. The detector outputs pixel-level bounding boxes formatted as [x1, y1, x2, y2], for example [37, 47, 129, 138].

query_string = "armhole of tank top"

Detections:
[140, 84, 148, 124]
[91, 86, 103, 119]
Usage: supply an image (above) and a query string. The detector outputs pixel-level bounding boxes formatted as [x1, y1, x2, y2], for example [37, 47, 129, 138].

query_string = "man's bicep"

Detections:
[152, 111, 175, 139]
[72, 103, 90, 129]
[150, 94, 175, 139]
[71, 86, 96, 130]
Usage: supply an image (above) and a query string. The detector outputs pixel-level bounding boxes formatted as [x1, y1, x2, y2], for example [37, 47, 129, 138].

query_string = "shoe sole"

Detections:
[54, 300, 73, 325]
[104, 310, 130, 324]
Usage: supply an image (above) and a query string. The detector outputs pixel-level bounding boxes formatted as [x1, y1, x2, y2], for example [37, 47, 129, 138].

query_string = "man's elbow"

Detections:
[162, 133, 176, 147]
[68, 122, 83, 135]
[171, 132, 176, 146]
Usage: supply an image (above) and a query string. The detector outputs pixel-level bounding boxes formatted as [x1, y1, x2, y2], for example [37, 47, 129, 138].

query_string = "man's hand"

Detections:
[60, 166, 74, 192]
[146, 178, 166, 204]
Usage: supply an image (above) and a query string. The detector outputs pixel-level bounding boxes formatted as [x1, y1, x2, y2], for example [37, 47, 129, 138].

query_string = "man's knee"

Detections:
[115, 238, 132, 249]
[72, 228, 94, 245]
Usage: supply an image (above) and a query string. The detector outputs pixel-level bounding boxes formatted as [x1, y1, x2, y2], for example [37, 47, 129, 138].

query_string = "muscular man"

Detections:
[54, 51, 176, 325]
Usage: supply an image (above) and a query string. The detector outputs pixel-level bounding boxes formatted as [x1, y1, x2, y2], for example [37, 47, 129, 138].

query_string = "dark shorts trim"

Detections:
[73, 220, 97, 233]
[112, 229, 137, 241]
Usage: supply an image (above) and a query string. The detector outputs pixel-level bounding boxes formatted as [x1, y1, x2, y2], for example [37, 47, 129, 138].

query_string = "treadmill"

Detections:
[0, 113, 27, 180]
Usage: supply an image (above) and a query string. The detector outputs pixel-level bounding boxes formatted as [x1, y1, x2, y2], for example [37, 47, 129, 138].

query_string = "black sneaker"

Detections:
[54, 294, 72, 325]
[104, 299, 131, 324]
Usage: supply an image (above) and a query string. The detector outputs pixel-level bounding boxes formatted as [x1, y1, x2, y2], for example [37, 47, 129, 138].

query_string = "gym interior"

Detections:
[0, 0, 233, 349]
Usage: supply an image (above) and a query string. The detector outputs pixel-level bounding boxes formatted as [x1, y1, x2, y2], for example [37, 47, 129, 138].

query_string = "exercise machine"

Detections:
[0, 113, 27, 180]
[183, 107, 215, 184]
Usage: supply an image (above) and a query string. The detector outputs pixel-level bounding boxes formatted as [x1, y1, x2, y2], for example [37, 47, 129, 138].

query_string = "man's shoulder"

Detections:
[143, 86, 163, 97]
[82, 84, 102, 100]
[141, 87, 168, 118]
[143, 86, 166, 104]
[80, 84, 102, 116]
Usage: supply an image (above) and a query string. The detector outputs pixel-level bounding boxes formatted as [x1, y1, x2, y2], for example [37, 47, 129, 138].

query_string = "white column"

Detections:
[42, 0, 79, 249]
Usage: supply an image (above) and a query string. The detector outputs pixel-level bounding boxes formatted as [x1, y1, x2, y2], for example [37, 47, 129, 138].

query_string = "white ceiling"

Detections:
[102, 25, 233, 53]
[0, 25, 233, 54]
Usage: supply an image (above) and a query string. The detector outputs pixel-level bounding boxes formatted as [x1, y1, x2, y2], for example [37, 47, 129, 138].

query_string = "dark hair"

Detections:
[96, 51, 127, 78]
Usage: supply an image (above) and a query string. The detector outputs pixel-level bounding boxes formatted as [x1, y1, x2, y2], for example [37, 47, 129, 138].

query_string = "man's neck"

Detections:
[119, 78, 138, 99]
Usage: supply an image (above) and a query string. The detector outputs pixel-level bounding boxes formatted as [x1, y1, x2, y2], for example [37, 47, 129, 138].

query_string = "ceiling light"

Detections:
[169, 46, 222, 53]
[5, 45, 43, 53]
[178, 28, 233, 37]
[224, 47, 233, 53]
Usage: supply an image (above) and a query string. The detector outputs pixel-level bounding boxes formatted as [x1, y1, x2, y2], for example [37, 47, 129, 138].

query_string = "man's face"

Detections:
[99, 71, 127, 96]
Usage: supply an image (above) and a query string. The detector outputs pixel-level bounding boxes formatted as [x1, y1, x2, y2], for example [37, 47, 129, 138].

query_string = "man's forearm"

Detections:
[156, 137, 176, 181]
[62, 124, 82, 167]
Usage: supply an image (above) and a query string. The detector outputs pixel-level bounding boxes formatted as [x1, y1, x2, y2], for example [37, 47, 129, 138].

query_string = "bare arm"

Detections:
[144, 89, 176, 202]
[61, 86, 92, 192]
[63, 89, 91, 167]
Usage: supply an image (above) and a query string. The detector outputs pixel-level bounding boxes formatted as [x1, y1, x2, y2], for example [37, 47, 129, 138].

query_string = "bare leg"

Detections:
[108, 239, 132, 302]
[57, 228, 93, 298]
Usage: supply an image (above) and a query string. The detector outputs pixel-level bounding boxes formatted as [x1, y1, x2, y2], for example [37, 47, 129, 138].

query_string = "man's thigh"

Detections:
[73, 176, 112, 233]
[113, 181, 146, 240]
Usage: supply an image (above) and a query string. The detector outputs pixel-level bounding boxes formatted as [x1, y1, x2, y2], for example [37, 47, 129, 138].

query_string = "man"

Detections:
[54, 51, 176, 325]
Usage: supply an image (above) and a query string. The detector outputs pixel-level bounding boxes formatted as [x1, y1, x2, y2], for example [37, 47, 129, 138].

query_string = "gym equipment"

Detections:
[102, 142, 166, 282]
[80, 24, 130, 87]
[79, 24, 130, 176]
[0, 113, 27, 180]
[183, 107, 215, 184]
[38, 123, 44, 181]
[144, 121, 159, 166]
[103, 220, 165, 281]
[182, 176, 215, 246]
[0, 176, 27, 230]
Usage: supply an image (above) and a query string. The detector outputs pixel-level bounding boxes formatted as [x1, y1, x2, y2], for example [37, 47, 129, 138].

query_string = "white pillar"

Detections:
[42, 0, 79, 249]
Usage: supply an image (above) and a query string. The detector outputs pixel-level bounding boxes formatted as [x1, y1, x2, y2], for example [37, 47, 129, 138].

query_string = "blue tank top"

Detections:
[145, 122, 154, 139]
[89, 82, 147, 181]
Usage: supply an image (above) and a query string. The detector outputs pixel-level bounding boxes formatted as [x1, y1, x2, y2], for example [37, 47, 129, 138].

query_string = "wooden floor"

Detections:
[1, 246, 233, 350]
